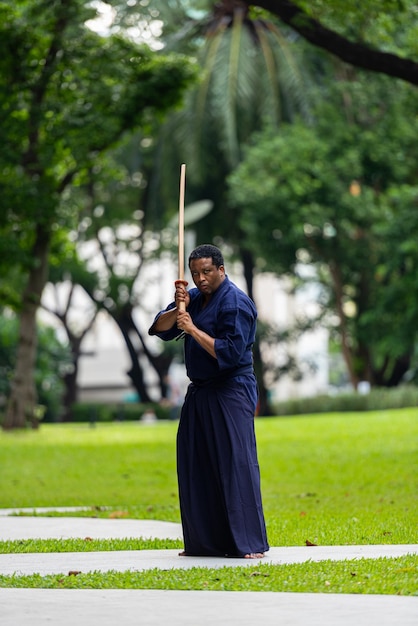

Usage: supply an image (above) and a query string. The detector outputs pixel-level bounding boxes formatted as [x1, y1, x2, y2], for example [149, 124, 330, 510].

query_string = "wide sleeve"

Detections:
[214, 304, 255, 370]
[148, 302, 182, 341]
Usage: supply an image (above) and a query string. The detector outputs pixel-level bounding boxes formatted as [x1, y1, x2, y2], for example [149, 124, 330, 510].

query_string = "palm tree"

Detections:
[143, 0, 312, 414]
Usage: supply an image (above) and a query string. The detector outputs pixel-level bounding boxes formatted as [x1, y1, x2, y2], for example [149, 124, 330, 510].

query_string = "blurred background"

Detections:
[1, 0, 418, 428]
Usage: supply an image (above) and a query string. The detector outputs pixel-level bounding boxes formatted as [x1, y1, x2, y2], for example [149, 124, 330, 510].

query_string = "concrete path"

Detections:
[0, 514, 183, 541]
[0, 509, 417, 626]
[1, 539, 417, 577]
[1, 588, 417, 626]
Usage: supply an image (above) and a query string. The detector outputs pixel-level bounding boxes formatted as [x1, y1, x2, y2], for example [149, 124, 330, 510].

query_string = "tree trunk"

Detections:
[3, 225, 50, 429]
[241, 248, 273, 416]
[111, 304, 176, 403]
[112, 307, 152, 403]
[374, 353, 411, 387]
[60, 338, 82, 422]
[328, 260, 359, 389]
[61, 367, 79, 421]
[41, 284, 98, 422]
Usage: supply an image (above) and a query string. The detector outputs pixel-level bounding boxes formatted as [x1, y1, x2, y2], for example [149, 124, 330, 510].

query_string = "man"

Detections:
[149, 244, 269, 558]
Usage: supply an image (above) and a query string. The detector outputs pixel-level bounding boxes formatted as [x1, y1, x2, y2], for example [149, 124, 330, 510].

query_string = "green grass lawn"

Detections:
[1, 407, 417, 594]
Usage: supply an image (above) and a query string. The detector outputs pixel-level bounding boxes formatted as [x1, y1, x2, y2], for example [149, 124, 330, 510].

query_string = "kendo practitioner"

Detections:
[149, 244, 269, 558]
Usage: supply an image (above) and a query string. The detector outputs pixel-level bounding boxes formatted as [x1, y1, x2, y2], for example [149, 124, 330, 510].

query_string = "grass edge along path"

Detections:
[0, 554, 417, 595]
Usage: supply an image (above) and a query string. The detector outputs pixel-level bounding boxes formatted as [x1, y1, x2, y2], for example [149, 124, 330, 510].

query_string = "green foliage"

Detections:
[0, 315, 18, 398]
[0, 0, 197, 284]
[0, 314, 71, 421]
[0, 0, 197, 427]
[295, 0, 418, 57]
[70, 402, 171, 423]
[0, 0, 197, 237]
[271, 385, 418, 416]
[142, 0, 311, 241]
[228, 72, 418, 386]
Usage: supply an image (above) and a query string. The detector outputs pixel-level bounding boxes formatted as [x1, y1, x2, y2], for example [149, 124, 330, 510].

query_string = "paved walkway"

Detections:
[0, 508, 417, 626]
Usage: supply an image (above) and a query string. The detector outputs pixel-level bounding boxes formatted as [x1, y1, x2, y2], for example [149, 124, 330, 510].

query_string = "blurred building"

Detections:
[41, 257, 330, 405]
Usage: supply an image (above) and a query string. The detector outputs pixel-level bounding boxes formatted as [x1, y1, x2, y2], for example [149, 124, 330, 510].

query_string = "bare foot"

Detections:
[244, 552, 265, 559]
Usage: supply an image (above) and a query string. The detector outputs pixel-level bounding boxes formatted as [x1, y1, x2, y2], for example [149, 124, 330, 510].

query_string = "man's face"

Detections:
[189, 257, 225, 296]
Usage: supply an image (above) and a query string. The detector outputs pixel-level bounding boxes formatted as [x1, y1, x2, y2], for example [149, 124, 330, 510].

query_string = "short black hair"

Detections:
[188, 244, 224, 268]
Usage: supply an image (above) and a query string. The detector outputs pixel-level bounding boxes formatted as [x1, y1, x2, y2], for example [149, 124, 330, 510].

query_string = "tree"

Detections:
[73, 184, 175, 405]
[0, 0, 196, 429]
[250, 0, 418, 85]
[41, 269, 98, 421]
[108, 1, 418, 84]
[228, 70, 418, 388]
[45, 136, 185, 410]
